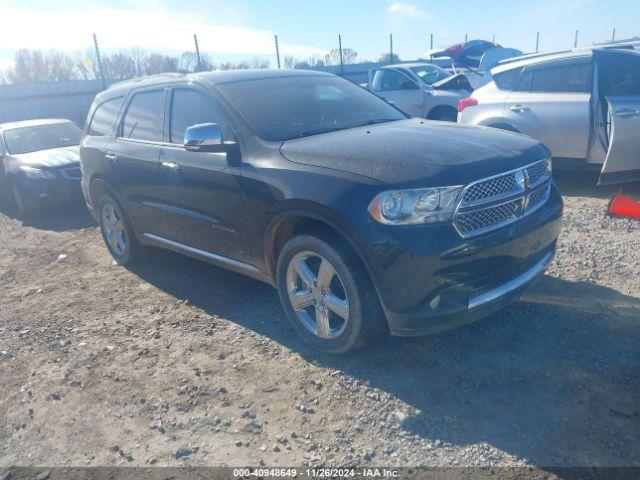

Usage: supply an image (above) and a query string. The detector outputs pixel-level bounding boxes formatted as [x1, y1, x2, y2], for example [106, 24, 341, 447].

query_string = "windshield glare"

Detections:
[410, 65, 451, 85]
[3, 122, 82, 155]
[217, 75, 406, 142]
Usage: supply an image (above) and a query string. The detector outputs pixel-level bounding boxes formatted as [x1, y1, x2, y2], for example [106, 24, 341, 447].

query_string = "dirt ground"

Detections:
[0, 172, 639, 471]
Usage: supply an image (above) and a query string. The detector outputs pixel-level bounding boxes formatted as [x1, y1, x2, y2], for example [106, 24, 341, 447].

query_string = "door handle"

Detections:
[161, 161, 180, 172]
[615, 108, 640, 118]
[105, 153, 118, 161]
[509, 105, 530, 113]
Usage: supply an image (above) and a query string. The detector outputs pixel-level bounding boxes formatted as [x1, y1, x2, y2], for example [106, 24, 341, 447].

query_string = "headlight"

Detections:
[18, 166, 56, 180]
[368, 186, 462, 225]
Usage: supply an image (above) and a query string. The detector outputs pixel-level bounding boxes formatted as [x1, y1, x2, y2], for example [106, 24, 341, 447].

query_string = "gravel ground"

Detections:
[0, 172, 639, 471]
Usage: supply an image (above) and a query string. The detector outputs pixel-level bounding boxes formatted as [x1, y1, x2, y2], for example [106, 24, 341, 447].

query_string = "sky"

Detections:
[0, 0, 638, 71]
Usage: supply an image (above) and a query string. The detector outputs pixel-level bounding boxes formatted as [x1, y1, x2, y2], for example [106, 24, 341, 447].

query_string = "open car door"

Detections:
[595, 49, 640, 185]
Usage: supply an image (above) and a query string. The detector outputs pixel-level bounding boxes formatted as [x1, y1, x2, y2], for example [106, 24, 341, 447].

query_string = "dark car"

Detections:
[80, 70, 562, 354]
[0, 119, 83, 215]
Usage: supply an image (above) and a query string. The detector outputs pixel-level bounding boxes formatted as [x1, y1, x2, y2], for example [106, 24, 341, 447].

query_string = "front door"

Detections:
[595, 49, 640, 185]
[504, 59, 592, 159]
[371, 68, 426, 117]
[159, 86, 250, 261]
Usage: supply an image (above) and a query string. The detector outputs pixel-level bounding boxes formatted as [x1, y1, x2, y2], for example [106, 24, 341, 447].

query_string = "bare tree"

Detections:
[325, 48, 357, 65]
[378, 52, 401, 64]
[248, 57, 270, 69]
[141, 53, 179, 75]
[6, 49, 78, 83]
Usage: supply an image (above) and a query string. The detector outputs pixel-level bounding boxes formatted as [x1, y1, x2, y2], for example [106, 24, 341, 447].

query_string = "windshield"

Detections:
[3, 122, 82, 155]
[217, 75, 406, 142]
[410, 65, 451, 85]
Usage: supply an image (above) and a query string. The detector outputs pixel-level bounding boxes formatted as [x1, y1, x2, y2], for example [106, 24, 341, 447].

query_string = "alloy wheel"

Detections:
[285, 251, 350, 339]
[102, 203, 127, 257]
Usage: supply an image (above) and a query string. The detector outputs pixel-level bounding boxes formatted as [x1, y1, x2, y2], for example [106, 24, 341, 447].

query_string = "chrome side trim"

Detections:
[468, 251, 554, 310]
[142, 233, 261, 274]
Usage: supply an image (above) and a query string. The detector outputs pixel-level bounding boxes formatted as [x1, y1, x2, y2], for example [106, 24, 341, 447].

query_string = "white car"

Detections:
[458, 47, 640, 184]
[368, 63, 472, 122]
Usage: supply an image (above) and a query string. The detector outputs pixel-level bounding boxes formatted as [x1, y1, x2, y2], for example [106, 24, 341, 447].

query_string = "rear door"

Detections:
[371, 68, 426, 117]
[504, 58, 592, 159]
[109, 87, 171, 237]
[595, 49, 640, 184]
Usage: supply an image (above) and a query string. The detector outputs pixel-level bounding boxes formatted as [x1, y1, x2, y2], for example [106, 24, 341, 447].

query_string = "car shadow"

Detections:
[0, 199, 95, 232]
[553, 169, 640, 199]
[128, 250, 640, 467]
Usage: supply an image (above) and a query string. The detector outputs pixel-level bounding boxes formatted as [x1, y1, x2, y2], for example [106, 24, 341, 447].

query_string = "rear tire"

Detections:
[98, 194, 144, 266]
[276, 230, 386, 354]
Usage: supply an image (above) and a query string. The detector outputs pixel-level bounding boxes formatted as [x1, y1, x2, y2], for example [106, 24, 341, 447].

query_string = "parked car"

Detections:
[458, 47, 640, 185]
[0, 119, 83, 215]
[80, 70, 562, 353]
[368, 63, 471, 121]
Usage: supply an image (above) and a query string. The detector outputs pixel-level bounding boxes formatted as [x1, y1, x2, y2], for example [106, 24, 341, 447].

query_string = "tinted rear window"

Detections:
[522, 62, 591, 93]
[88, 96, 124, 136]
[121, 90, 165, 142]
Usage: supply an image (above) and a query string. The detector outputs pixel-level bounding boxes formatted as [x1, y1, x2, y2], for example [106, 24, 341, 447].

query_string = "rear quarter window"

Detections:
[493, 67, 523, 91]
[87, 96, 124, 136]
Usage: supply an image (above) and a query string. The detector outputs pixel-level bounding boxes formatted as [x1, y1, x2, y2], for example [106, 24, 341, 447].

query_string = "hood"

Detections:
[280, 119, 548, 187]
[9, 145, 80, 169]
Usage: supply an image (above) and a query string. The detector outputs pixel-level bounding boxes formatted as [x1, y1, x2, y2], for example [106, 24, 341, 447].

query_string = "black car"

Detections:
[0, 119, 83, 215]
[80, 70, 562, 354]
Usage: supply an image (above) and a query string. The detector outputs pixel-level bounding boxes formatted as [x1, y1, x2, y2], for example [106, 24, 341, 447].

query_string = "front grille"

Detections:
[461, 172, 519, 205]
[526, 160, 550, 186]
[60, 167, 82, 180]
[454, 158, 551, 238]
[455, 199, 522, 236]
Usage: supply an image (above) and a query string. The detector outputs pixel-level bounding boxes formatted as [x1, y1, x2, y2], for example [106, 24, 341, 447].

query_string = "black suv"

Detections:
[80, 70, 562, 353]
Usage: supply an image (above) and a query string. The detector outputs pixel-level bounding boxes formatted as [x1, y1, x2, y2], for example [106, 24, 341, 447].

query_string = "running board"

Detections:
[141, 233, 273, 285]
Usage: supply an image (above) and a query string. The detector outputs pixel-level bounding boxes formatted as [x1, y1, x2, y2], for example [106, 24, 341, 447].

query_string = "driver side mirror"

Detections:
[184, 123, 236, 153]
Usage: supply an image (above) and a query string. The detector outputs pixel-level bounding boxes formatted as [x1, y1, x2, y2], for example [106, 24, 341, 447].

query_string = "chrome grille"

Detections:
[461, 173, 519, 205]
[526, 160, 551, 186]
[526, 184, 551, 212]
[455, 199, 522, 236]
[454, 159, 551, 238]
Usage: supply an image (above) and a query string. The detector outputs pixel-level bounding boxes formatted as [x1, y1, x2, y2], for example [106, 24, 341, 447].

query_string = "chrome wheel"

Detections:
[101, 203, 127, 257]
[286, 251, 350, 339]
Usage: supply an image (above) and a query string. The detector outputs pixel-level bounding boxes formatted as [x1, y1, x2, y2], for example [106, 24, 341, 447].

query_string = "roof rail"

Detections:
[496, 49, 574, 66]
[106, 72, 186, 90]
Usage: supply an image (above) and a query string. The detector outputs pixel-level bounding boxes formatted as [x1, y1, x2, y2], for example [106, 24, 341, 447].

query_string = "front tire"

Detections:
[11, 183, 35, 216]
[98, 194, 144, 265]
[276, 231, 386, 354]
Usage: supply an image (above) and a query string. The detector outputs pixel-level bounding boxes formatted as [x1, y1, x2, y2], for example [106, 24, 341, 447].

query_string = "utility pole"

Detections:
[536, 31, 540, 53]
[193, 34, 202, 72]
[274, 34, 281, 69]
[389, 33, 393, 64]
[492, 34, 495, 44]
[430, 33, 433, 50]
[338, 34, 344, 73]
[92, 33, 106, 90]
[612, 27, 616, 43]
[574, 30, 579, 48]
[465, 33, 468, 43]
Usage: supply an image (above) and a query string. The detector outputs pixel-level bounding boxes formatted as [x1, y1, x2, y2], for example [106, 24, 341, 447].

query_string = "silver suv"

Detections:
[458, 47, 640, 184]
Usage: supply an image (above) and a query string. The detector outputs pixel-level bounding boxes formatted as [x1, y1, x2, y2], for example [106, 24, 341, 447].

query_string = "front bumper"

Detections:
[15, 176, 83, 207]
[362, 185, 563, 336]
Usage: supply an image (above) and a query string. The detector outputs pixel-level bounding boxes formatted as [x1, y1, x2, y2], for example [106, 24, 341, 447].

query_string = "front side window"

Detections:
[121, 90, 165, 142]
[523, 62, 591, 93]
[3, 122, 82, 155]
[373, 70, 418, 92]
[217, 75, 406, 142]
[169, 89, 228, 144]
[88, 96, 124, 136]
[599, 53, 640, 96]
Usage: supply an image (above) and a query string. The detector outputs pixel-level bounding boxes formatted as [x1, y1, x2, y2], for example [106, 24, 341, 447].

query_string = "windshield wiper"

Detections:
[363, 118, 399, 125]
[296, 127, 347, 138]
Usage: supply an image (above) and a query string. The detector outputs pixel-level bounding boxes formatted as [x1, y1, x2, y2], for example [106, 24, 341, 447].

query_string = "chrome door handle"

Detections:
[105, 153, 118, 161]
[615, 108, 640, 118]
[509, 105, 530, 112]
[161, 161, 180, 171]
